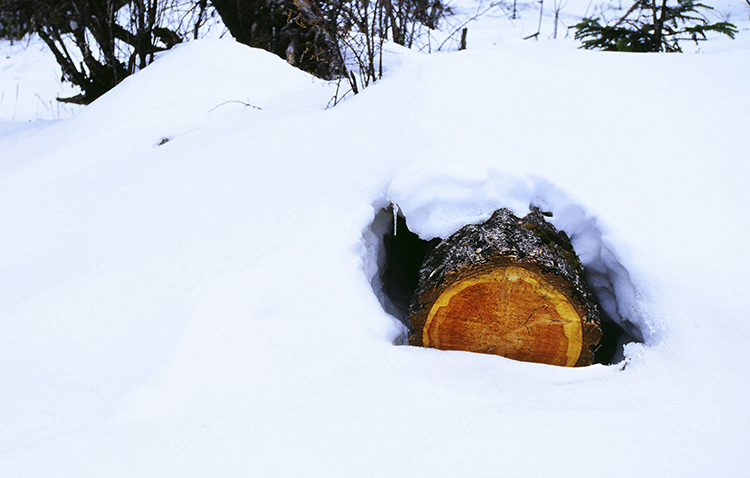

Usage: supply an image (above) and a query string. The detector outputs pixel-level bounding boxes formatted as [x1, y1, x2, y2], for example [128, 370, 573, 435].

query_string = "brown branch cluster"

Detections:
[30, 0, 183, 104]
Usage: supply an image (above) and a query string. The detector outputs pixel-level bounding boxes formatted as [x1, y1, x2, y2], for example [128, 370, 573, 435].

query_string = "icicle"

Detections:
[392, 203, 399, 236]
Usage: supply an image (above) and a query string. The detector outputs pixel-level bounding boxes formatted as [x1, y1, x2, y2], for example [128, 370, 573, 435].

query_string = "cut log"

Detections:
[408, 208, 602, 366]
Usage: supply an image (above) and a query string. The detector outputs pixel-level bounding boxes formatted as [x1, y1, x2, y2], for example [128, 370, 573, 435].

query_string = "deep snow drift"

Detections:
[1, 3, 750, 476]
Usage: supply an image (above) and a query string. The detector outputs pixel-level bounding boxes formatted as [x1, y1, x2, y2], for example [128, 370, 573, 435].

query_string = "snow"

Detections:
[0, 39, 82, 122]
[2, 1, 750, 476]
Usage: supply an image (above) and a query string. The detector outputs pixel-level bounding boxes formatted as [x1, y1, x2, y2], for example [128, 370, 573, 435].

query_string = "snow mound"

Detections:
[2, 13, 750, 476]
[68, 39, 333, 139]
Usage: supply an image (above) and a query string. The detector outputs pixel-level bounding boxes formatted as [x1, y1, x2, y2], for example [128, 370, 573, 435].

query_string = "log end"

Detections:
[411, 265, 597, 366]
[408, 208, 602, 367]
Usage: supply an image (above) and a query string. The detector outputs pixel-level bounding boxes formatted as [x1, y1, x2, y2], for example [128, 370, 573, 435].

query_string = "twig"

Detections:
[537, 0, 545, 36]
[613, 1, 641, 27]
[208, 100, 262, 113]
[326, 77, 354, 109]
[437, 1, 505, 51]
[552, 0, 569, 38]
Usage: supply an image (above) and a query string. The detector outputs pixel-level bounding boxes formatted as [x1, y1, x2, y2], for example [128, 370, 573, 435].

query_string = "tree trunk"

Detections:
[408, 208, 602, 367]
[653, 0, 668, 52]
[209, 0, 344, 80]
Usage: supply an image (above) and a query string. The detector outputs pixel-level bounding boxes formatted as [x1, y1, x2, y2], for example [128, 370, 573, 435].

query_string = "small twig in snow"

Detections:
[208, 100, 262, 113]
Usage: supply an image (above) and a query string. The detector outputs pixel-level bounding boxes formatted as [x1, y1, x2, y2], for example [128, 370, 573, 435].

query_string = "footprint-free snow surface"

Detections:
[2, 11, 750, 477]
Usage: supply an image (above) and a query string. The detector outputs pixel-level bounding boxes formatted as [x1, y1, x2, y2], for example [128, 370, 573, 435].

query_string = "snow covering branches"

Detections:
[1, 0, 446, 102]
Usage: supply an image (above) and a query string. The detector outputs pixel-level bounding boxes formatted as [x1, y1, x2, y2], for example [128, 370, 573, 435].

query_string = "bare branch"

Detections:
[613, 1, 641, 27]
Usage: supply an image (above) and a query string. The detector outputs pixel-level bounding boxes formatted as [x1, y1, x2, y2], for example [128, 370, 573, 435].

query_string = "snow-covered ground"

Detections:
[1, 1, 749, 476]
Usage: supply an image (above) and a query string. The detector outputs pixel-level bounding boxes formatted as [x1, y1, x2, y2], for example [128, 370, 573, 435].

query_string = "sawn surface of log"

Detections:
[408, 208, 602, 366]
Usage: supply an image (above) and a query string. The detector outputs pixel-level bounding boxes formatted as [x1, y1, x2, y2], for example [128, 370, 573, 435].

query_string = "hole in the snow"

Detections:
[364, 204, 438, 343]
[382, 209, 440, 323]
[593, 308, 635, 364]
[364, 203, 644, 365]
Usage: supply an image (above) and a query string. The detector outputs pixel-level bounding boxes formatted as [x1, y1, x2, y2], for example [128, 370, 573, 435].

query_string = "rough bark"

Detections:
[409, 208, 602, 367]
[210, 0, 344, 80]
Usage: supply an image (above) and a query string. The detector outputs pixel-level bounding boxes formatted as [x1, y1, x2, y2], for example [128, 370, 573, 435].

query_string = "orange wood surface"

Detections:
[422, 266, 583, 366]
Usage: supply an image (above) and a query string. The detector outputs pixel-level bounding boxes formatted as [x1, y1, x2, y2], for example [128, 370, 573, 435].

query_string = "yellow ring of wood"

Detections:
[422, 266, 583, 366]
